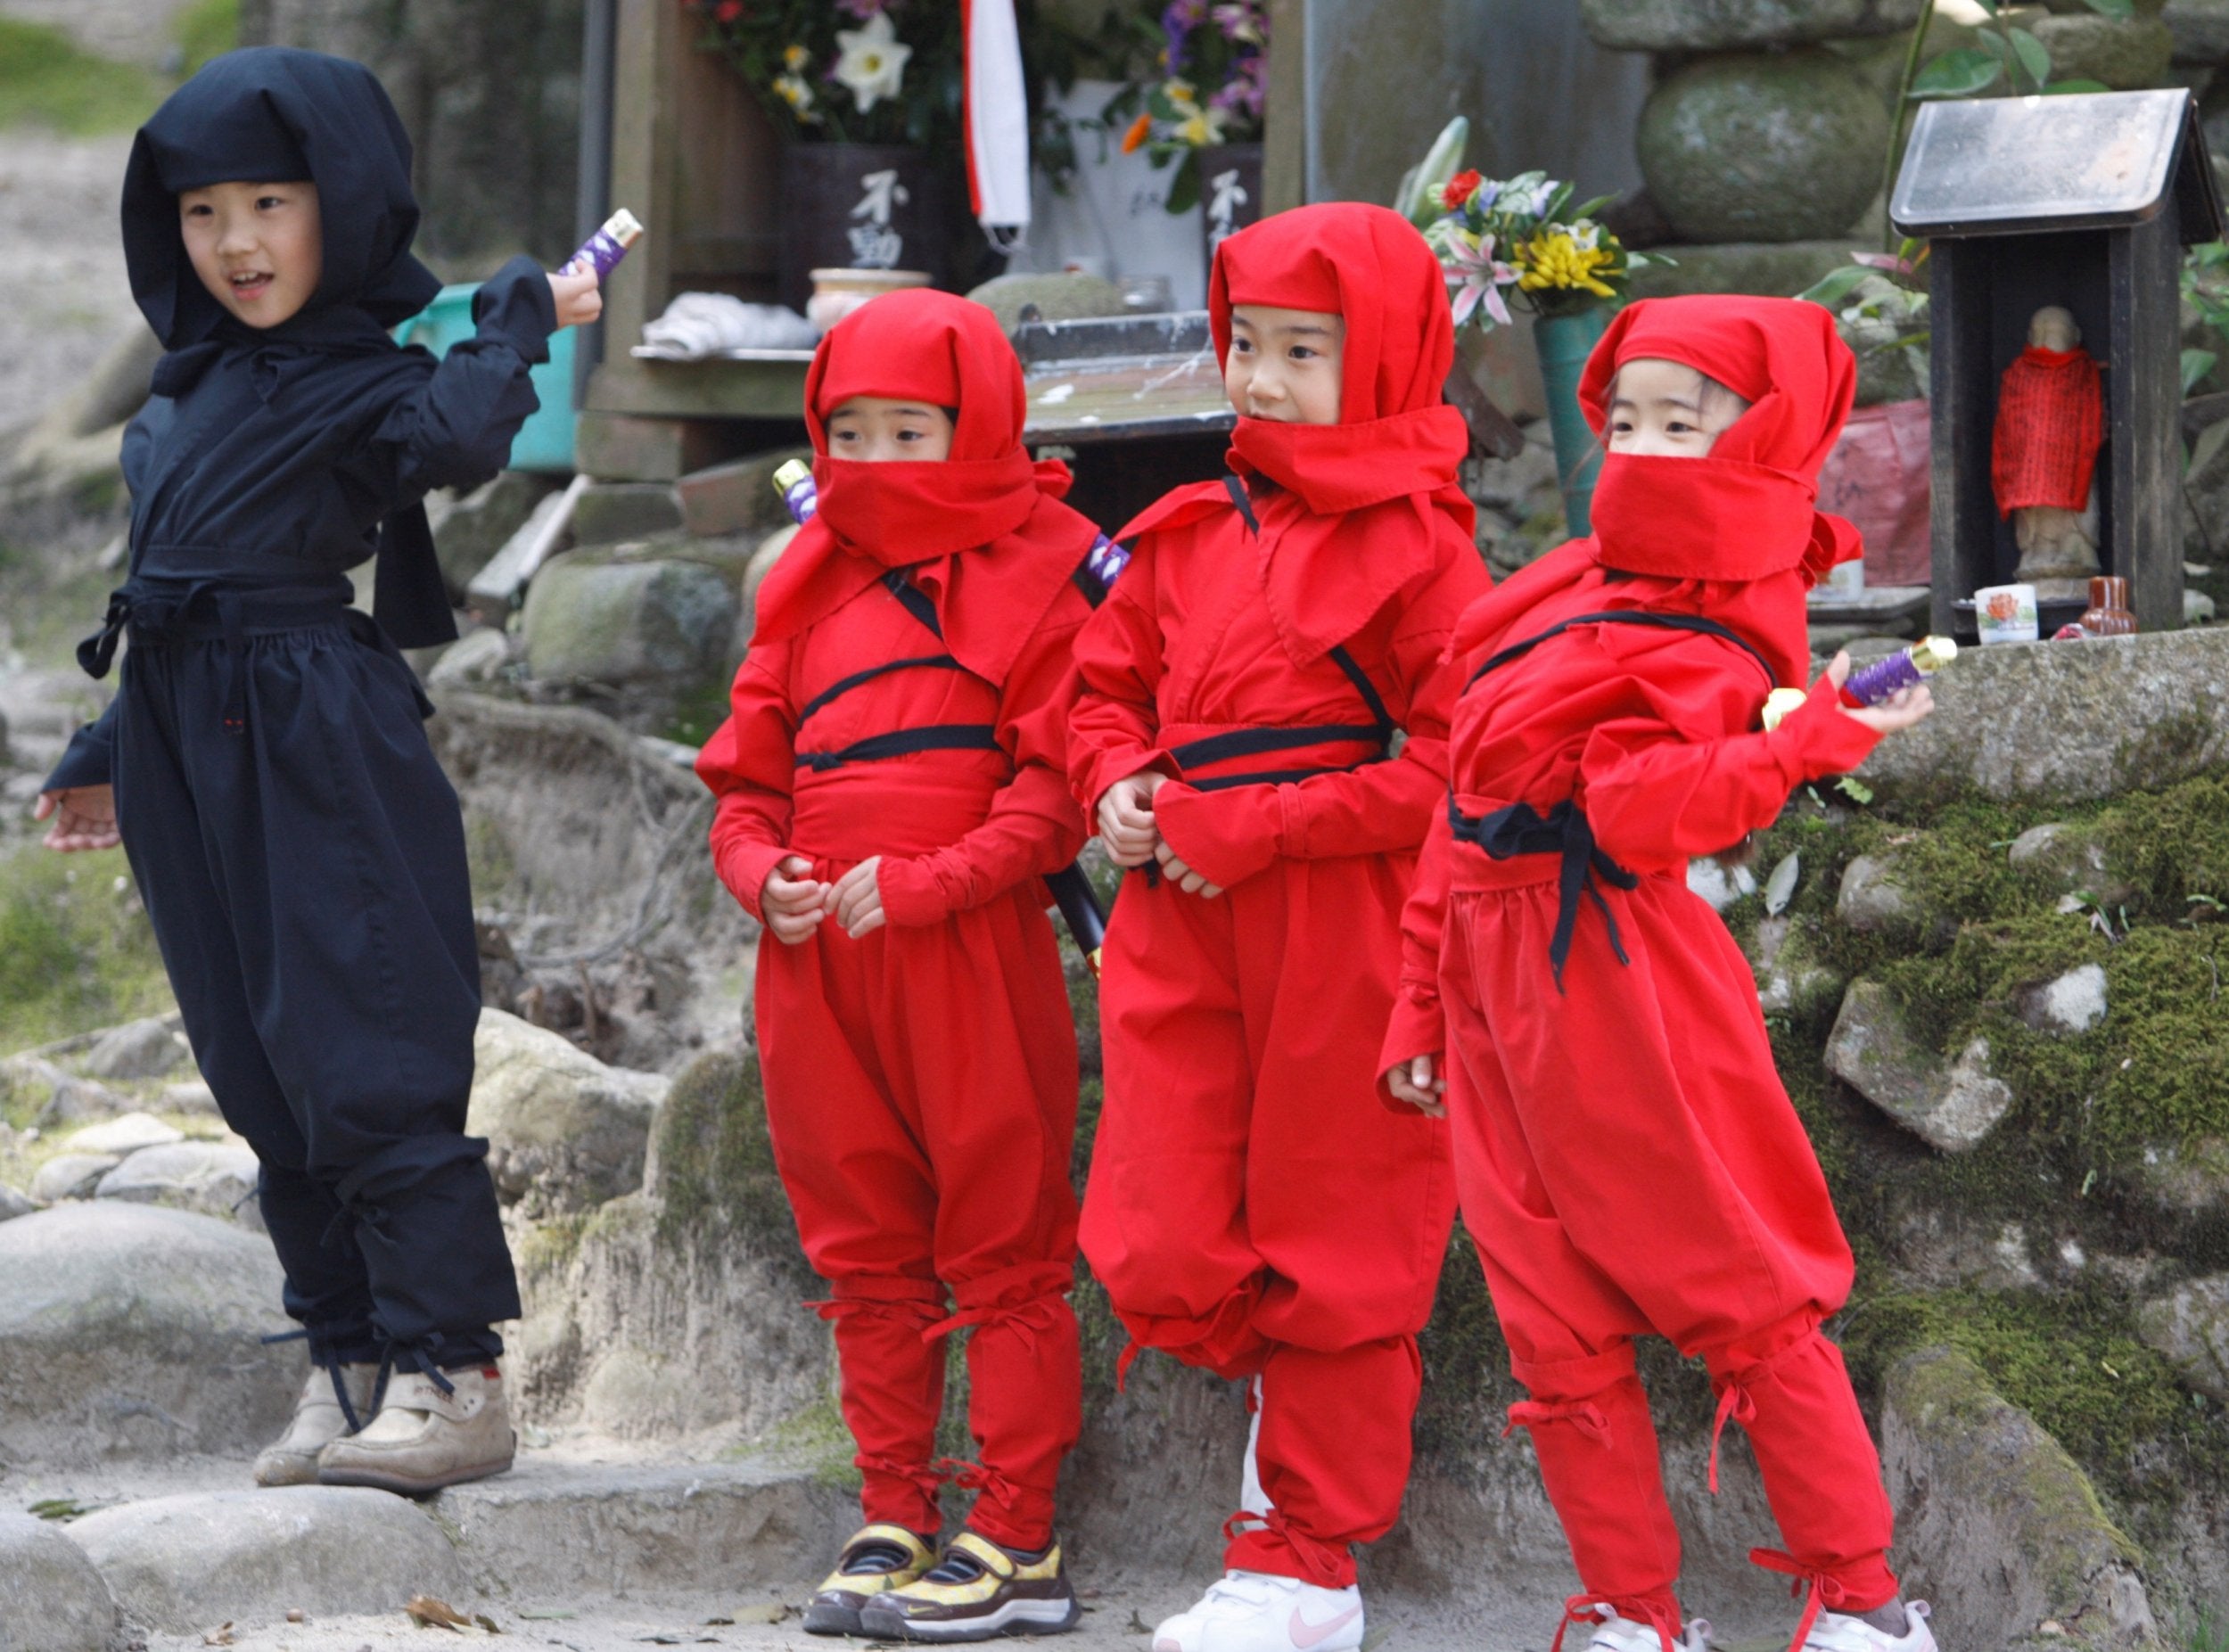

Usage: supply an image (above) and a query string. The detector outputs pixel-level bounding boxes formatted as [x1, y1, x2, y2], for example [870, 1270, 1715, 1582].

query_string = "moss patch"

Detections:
[649, 1045, 807, 1273]
[0, 20, 161, 135]
[0, 843, 170, 1055]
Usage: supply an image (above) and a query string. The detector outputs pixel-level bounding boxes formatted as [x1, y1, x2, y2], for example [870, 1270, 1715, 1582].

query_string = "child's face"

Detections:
[179, 180, 323, 329]
[1606, 357, 1748, 458]
[1225, 304, 1345, 425]
[825, 396, 956, 462]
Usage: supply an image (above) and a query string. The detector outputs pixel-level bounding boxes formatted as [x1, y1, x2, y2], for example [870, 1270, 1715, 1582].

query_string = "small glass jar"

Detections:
[2078, 575, 2137, 637]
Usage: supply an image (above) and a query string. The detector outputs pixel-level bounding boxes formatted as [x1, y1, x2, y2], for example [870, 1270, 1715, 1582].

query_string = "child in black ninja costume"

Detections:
[35, 47, 601, 1493]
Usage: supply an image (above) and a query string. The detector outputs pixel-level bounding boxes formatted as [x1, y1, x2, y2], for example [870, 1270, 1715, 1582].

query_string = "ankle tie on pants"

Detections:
[1505, 1398, 1613, 1447]
[1707, 1377, 1759, 1494]
[1751, 1548, 1851, 1652]
[1219, 1508, 1350, 1590]
[1550, 1593, 1684, 1652]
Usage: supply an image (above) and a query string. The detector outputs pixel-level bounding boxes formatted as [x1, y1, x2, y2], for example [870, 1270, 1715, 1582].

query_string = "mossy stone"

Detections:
[1636, 51, 1889, 244]
[2029, 13, 2176, 88]
[1581, 0, 1923, 50]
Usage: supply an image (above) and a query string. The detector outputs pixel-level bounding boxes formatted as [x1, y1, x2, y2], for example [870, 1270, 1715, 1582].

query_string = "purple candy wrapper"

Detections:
[559, 208, 644, 281]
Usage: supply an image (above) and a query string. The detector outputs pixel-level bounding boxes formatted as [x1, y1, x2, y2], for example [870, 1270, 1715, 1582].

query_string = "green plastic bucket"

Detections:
[392, 283, 578, 473]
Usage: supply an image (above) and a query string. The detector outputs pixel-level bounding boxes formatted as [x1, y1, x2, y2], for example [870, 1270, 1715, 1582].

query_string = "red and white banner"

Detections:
[963, 0, 1031, 247]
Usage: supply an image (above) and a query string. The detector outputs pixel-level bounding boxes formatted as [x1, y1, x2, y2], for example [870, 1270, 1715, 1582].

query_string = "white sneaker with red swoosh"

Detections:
[1151, 1571, 1364, 1652]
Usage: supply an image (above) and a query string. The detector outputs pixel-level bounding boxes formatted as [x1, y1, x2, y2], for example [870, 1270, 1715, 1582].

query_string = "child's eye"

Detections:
[1288, 346, 1316, 361]
[257, 195, 286, 210]
[1231, 338, 1254, 355]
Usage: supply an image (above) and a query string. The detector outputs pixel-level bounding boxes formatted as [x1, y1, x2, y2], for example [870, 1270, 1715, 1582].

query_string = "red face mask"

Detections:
[1581, 294, 1861, 584]
[753, 287, 1090, 681]
[1204, 201, 1476, 662]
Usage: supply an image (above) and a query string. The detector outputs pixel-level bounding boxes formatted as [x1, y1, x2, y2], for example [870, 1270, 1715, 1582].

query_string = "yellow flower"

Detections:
[1164, 78, 1199, 112]
[784, 42, 810, 71]
[775, 71, 819, 120]
[1518, 230, 1617, 299]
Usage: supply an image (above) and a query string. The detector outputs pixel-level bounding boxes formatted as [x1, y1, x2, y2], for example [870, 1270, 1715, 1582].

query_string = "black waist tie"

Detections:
[1447, 794, 1639, 992]
[79, 577, 352, 735]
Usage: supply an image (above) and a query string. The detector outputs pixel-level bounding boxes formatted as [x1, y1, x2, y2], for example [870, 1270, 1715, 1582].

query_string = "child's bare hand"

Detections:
[548, 271, 604, 330]
[1386, 1053, 1446, 1118]
[1152, 838, 1223, 899]
[1824, 650, 1935, 736]
[831, 857, 887, 939]
[1098, 770, 1167, 867]
[34, 785, 119, 852]
[761, 853, 830, 945]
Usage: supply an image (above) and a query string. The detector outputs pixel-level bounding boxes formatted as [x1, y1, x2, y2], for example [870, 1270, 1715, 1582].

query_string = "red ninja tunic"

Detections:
[697, 290, 1095, 1552]
[1069, 203, 1490, 1590]
[1385, 298, 1902, 1638]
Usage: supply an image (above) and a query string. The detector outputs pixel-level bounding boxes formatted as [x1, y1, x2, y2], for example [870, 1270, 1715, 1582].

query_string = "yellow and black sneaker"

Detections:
[803, 1524, 939, 1636]
[857, 1529, 1082, 1641]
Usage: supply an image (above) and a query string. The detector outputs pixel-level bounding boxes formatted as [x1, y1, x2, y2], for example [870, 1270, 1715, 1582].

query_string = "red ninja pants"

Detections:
[1437, 863, 1897, 1622]
[1083, 859, 1454, 1588]
[756, 878, 1082, 1551]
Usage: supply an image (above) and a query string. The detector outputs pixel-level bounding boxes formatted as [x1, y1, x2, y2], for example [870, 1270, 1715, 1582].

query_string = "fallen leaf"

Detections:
[1360, 1626, 1394, 1652]
[407, 1593, 471, 1631]
[475, 1615, 503, 1634]
[28, 1498, 92, 1521]
[202, 1628, 235, 1648]
[1128, 1612, 1154, 1634]
[1763, 851, 1800, 917]
[518, 1607, 578, 1620]
[727, 1602, 788, 1624]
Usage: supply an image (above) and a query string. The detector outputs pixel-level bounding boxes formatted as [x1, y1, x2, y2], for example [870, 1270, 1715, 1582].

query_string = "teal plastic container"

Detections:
[393, 283, 578, 473]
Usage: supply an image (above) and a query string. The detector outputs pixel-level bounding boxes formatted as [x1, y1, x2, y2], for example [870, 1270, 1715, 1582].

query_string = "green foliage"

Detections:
[0, 19, 161, 136]
[0, 842, 170, 1056]
[650, 1044, 811, 1281]
[1838, 1281, 2217, 1508]
[1908, 0, 2131, 101]
[175, 0, 239, 78]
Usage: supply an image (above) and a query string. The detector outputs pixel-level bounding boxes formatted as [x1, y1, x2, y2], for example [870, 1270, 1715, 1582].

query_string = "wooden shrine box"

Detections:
[1892, 89, 2225, 636]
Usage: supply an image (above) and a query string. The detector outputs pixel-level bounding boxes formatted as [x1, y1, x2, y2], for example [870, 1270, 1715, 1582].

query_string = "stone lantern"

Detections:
[1891, 88, 2224, 636]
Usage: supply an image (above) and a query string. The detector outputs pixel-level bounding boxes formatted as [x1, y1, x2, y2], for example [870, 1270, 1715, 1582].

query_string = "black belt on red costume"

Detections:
[1447, 793, 1638, 992]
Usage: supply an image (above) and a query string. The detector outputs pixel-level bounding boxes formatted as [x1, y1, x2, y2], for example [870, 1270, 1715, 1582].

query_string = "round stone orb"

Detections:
[1637, 49, 1891, 244]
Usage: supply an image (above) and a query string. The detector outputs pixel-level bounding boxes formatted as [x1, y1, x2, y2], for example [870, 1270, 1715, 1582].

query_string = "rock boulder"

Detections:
[1581, 0, 1923, 50]
[468, 1009, 666, 1217]
[1636, 52, 1888, 243]
[95, 1140, 261, 1226]
[2134, 1273, 2229, 1401]
[79, 1017, 186, 1081]
[1855, 628, 2229, 803]
[65, 1485, 468, 1636]
[1825, 980, 2015, 1151]
[1882, 1345, 2157, 1649]
[0, 1204, 295, 1467]
[0, 1511, 115, 1652]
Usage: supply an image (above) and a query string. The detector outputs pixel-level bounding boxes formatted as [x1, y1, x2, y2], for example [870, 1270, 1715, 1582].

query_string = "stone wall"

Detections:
[237, 0, 585, 275]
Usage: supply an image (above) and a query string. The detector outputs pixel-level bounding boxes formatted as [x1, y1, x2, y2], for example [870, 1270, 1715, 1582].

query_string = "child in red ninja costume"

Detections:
[696, 289, 1099, 1643]
[1068, 201, 1490, 1652]
[1381, 296, 1937, 1652]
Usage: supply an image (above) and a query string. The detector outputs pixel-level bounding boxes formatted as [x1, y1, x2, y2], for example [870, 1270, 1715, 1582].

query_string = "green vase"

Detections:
[1533, 305, 1615, 538]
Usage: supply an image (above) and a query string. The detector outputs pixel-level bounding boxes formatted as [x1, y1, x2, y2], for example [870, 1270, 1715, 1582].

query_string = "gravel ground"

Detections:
[0, 128, 141, 447]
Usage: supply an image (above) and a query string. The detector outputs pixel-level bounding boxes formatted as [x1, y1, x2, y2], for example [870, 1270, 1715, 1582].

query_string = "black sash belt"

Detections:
[80, 578, 352, 735]
[1448, 794, 1639, 992]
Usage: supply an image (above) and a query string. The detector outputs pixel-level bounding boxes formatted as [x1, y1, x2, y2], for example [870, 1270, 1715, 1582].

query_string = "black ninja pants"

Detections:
[111, 612, 519, 1368]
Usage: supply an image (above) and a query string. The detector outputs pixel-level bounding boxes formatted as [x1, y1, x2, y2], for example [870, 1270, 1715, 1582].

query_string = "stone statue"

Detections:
[1991, 305, 2104, 601]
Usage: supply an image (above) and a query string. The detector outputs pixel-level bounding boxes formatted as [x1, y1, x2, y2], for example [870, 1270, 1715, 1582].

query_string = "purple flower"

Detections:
[1162, 0, 1205, 61]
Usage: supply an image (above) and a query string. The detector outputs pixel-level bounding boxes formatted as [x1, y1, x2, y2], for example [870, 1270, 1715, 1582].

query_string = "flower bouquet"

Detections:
[685, 0, 963, 146]
[1420, 164, 1669, 535]
[1115, 1, 1268, 216]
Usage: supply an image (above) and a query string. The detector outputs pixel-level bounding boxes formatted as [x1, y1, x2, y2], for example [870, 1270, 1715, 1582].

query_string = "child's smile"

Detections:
[179, 179, 324, 328]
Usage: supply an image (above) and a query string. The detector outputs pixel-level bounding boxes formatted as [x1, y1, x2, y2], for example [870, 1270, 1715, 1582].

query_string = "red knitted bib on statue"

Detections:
[1990, 345, 2102, 515]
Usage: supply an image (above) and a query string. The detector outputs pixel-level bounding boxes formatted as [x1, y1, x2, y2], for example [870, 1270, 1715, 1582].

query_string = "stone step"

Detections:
[432, 1454, 856, 1599]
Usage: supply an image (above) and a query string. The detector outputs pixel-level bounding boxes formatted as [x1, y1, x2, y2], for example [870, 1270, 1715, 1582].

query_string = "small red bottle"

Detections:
[2078, 575, 2137, 637]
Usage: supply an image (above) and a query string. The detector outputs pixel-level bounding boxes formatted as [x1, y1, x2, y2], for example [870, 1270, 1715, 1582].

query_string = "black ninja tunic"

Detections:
[46, 48, 555, 1371]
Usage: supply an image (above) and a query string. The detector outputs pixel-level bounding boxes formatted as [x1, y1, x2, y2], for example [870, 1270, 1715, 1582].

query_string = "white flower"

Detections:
[833, 12, 911, 114]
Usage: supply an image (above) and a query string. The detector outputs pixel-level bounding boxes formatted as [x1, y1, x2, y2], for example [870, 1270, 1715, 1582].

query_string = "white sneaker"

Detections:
[1575, 1607, 1712, 1652]
[1152, 1570, 1362, 1652]
[1803, 1603, 1935, 1652]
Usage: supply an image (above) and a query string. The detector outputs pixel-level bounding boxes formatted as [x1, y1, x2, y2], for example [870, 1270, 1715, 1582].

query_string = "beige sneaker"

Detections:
[316, 1363, 515, 1495]
[254, 1362, 382, 1487]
